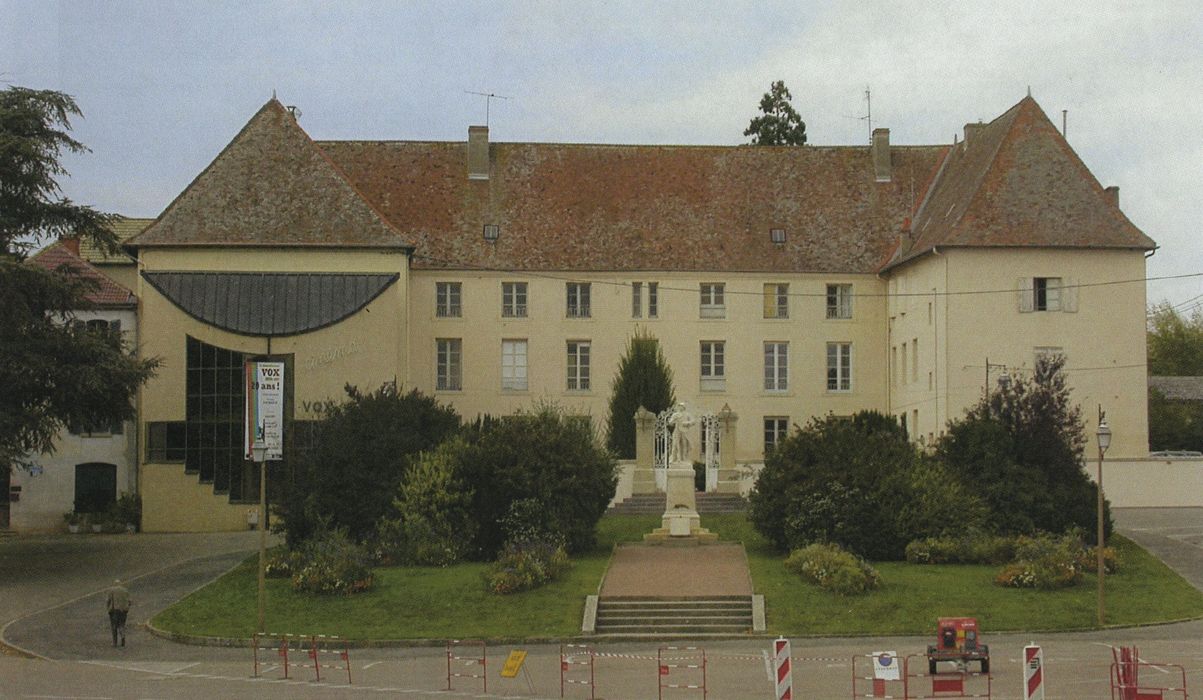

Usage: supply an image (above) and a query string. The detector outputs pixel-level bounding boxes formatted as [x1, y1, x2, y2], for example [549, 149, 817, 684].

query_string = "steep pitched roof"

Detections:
[1150, 376, 1203, 401]
[78, 216, 151, 264]
[126, 100, 411, 250]
[888, 97, 1155, 270]
[26, 242, 137, 308]
[319, 140, 945, 273]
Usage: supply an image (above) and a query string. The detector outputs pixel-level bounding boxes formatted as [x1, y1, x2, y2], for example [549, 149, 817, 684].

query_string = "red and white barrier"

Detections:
[447, 639, 487, 693]
[1022, 644, 1043, 700]
[774, 637, 792, 700]
[308, 635, 351, 684]
[561, 643, 596, 698]
[658, 645, 706, 699]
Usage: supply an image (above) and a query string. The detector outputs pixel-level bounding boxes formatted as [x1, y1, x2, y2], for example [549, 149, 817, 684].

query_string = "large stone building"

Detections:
[115, 95, 1154, 532]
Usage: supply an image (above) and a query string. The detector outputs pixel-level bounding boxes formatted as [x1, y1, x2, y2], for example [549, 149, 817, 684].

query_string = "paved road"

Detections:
[0, 508, 1200, 698]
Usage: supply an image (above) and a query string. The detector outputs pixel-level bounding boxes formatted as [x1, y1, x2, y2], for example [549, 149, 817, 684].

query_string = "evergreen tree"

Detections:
[1, 86, 158, 473]
[937, 354, 1111, 542]
[744, 80, 808, 146]
[605, 331, 675, 458]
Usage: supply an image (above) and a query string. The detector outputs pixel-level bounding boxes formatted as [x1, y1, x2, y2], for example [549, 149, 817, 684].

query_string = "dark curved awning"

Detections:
[142, 271, 399, 337]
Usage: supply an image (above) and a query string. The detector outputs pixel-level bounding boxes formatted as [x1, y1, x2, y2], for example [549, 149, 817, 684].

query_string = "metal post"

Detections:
[1097, 435, 1106, 627]
[255, 445, 267, 634]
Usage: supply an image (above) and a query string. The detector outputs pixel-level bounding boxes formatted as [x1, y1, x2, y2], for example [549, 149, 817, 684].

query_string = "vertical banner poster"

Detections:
[245, 361, 285, 461]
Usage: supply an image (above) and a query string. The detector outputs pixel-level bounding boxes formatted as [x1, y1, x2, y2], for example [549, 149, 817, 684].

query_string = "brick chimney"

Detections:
[468, 125, 489, 181]
[963, 122, 985, 146]
[61, 235, 81, 256]
[1104, 185, 1120, 208]
[872, 128, 891, 182]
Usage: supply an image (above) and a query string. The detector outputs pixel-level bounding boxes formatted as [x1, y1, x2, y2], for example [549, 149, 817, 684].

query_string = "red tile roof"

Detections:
[888, 97, 1155, 270]
[26, 242, 137, 308]
[126, 100, 411, 250]
[320, 140, 945, 273]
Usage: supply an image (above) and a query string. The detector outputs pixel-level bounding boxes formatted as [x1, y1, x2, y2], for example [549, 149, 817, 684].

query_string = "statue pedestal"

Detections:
[643, 462, 717, 544]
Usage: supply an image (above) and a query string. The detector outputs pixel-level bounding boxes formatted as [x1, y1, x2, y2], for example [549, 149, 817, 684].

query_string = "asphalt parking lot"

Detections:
[0, 508, 1200, 698]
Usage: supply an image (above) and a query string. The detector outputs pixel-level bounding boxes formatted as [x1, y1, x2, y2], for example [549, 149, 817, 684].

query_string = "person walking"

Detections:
[105, 579, 130, 647]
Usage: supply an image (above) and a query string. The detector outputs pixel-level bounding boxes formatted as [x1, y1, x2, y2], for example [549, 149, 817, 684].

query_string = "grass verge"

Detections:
[153, 513, 1203, 639]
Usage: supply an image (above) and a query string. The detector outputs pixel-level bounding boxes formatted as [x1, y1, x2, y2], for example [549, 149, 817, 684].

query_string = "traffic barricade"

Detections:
[252, 632, 296, 679]
[852, 652, 906, 698]
[1111, 646, 1188, 700]
[561, 643, 595, 698]
[904, 654, 991, 699]
[307, 634, 351, 684]
[658, 645, 706, 699]
[447, 639, 487, 693]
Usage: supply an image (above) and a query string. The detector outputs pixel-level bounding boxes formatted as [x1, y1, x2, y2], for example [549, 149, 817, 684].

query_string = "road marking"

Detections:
[761, 648, 772, 681]
[363, 661, 383, 669]
[24, 695, 113, 699]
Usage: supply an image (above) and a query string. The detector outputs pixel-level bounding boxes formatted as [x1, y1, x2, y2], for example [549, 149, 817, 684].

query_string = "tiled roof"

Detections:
[142, 272, 399, 337]
[78, 216, 151, 264]
[319, 140, 945, 273]
[26, 242, 137, 308]
[888, 97, 1155, 270]
[1150, 376, 1203, 401]
[126, 100, 411, 250]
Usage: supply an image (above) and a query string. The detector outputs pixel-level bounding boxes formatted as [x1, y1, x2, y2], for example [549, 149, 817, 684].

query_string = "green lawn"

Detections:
[152, 514, 1203, 640]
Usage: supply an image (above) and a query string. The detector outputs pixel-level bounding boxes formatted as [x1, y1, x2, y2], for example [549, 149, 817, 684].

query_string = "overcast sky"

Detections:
[4, 0, 1200, 310]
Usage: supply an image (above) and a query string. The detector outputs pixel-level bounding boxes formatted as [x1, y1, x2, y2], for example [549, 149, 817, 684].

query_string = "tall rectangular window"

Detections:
[436, 338, 462, 390]
[700, 341, 725, 390]
[185, 337, 249, 500]
[763, 283, 789, 319]
[648, 282, 658, 318]
[827, 342, 852, 392]
[632, 282, 642, 318]
[501, 339, 527, 391]
[567, 341, 591, 391]
[1034, 277, 1062, 311]
[826, 283, 853, 319]
[567, 282, 591, 318]
[911, 338, 919, 383]
[764, 417, 789, 456]
[900, 342, 908, 385]
[764, 341, 788, 391]
[700, 283, 725, 318]
[436, 282, 461, 318]
[502, 282, 527, 318]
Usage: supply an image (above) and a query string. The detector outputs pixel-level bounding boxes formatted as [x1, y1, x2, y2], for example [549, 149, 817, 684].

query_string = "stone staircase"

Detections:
[608, 492, 747, 514]
[593, 595, 755, 637]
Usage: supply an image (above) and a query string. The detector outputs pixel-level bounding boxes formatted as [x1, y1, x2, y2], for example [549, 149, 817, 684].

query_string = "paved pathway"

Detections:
[1114, 507, 1203, 591]
[600, 542, 753, 596]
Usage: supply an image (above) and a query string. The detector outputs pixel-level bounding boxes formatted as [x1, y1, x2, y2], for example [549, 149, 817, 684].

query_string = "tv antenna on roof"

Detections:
[465, 90, 511, 128]
[841, 86, 872, 143]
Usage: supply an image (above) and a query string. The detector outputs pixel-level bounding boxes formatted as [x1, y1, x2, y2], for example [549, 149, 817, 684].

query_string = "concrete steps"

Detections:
[593, 595, 754, 637]
[608, 493, 747, 515]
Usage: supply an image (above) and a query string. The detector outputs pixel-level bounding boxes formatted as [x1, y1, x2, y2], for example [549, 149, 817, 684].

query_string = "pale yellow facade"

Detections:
[888, 247, 1149, 458]
[409, 270, 886, 459]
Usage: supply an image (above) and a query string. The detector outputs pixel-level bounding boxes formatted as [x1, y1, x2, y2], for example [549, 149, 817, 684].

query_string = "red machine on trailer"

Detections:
[927, 617, 990, 675]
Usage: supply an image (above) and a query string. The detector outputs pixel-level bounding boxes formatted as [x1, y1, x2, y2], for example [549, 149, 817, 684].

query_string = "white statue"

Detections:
[667, 403, 696, 463]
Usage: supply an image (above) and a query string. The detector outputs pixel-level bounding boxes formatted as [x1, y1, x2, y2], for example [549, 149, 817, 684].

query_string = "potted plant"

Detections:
[90, 513, 103, 533]
[62, 511, 82, 534]
[113, 493, 141, 534]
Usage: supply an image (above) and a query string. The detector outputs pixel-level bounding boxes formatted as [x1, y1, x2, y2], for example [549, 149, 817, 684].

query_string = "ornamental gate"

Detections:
[654, 408, 719, 492]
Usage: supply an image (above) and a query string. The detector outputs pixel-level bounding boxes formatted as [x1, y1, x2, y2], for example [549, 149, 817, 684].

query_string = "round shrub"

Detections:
[485, 536, 571, 595]
[290, 528, 374, 595]
[994, 532, 1083, 590]
[784, 542, 881, 596]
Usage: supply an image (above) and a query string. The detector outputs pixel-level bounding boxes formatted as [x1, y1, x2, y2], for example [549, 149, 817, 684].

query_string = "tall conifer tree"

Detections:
[605, 331, 675, 459]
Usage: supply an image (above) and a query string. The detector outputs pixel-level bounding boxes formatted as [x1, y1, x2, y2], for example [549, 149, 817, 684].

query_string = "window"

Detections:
[700, 283, 725, 318]
[567, 282, 591, 318]
[436, 338, 462, 390]
[764, 342, 788, 391]
[185, 336, 251, 500]
[1034, 277, 1061, 311]
[827, 342, 852, 392]
[900, 343, 908, 385]
[632, 282, 642, 318]
[502, 282, 527, 318]
[648, 282, 658, 318]
[146, 421, 186, 461]
[911, 338, 918, 383]
[826, 283, 852, 319]
[567, 341, 591, 391]
[501, 339, 527, 391]
[770, 228, 787, 244]
[436, 282, 461, 317]
[763, 283, 789, 319]
[633, 281, 659, 318]
[700, 341, 725, 390]
[891, 345, 898, 386]
[764, 417, 789, 456]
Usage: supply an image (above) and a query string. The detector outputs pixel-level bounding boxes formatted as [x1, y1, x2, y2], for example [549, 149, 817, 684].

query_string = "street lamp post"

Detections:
[1095, 407, 1112, 628]
[252, 440, 268, 634]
